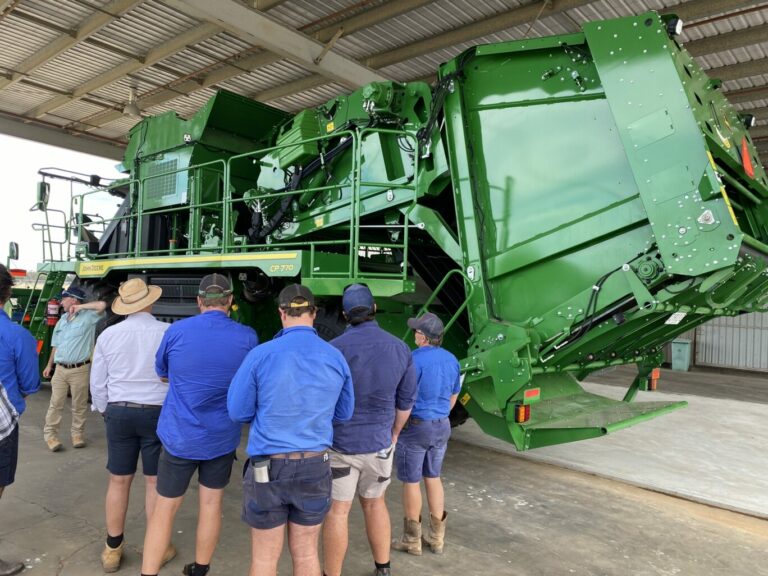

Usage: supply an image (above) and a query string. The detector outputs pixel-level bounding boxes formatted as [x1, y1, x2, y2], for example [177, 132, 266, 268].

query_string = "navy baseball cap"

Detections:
[342, 284, 375, 316]
[61, 287, 86, 301]
[407, 312, 445, 340]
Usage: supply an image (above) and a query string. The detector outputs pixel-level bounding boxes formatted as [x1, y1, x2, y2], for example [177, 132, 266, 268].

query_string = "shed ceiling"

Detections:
[0, 0, 766, 163]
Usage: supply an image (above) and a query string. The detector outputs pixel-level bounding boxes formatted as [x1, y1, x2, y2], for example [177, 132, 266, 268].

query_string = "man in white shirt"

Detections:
[90, 278, 174, 573]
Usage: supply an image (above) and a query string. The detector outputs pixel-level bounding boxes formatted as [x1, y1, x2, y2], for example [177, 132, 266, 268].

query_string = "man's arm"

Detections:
[89, 339, 109, 413]
[70, 300, 107, 320]
[227, 353, 258, 423]
[391, 408, 411, 445]
[333, 359, 355, 422]
[154, 329, 171, 380]
[392, 352, 418, 443]
[16, 331, 40, 396]
[43, 346, 56, 379]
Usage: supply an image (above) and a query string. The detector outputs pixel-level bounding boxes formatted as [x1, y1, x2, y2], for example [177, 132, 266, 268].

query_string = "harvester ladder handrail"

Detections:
[402, 268, 474, 340]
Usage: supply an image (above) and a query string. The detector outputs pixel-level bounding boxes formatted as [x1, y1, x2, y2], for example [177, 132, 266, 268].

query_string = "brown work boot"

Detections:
[46, 437, 63, 452]
[423, 512, 447, 554]
[0, 557, 24, 576]
[72, 434, 86, 448]
[392, 517, 422, 556]
[101, 541, 123, 573]
[161, 543, 177, 566]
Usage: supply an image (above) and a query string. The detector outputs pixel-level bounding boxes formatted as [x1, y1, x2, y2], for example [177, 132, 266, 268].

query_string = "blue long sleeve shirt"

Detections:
[0, 310, 40, 415]
[330, 320, 417, 454]
[228, 325, 354, 457]
[156, 310, 258, 460]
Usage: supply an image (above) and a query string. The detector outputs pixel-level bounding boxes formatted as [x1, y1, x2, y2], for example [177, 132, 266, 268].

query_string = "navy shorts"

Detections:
[395, 417, 451, 483]
[242, 454, 332, 530]
[104, 404, 162, 476]
[0, 424, 19, 488]
[156, 448, 236, 498]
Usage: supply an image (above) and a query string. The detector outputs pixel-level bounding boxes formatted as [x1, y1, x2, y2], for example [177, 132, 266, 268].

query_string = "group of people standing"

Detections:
[0, 263, 461, 576]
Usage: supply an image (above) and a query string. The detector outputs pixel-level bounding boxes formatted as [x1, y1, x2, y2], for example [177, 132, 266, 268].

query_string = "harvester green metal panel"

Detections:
[21, 12, 768, 451]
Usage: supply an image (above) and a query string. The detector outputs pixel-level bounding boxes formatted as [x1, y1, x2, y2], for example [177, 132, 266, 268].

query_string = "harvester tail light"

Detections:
[649, 368, 661, 391]
[36, 340, 44, 354]
[514, 403, 531, 424]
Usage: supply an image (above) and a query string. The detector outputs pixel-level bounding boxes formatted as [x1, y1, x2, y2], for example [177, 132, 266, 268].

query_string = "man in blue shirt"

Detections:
[42, 286, 106, 451]
[228, 284, 354, 576]
[393, 312, 461, 557]
[323, 284, 417, 576]
[0, 264, 39, 576]
[141, 274, 258, 576]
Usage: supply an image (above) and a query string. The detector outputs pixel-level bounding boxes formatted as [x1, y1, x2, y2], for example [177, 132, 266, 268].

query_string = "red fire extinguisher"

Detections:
[46, 298, 60, 327]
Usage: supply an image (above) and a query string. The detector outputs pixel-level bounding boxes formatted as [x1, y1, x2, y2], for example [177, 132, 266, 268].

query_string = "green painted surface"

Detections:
[25, 12, 768, 451]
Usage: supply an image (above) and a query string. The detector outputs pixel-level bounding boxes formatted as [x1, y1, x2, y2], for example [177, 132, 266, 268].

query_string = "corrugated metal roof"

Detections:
[0, 0, 765, 156]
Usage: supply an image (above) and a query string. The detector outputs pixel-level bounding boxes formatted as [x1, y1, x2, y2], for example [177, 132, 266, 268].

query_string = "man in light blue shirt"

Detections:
[42, 286, 106, 452]
[228, 284, 354, 576]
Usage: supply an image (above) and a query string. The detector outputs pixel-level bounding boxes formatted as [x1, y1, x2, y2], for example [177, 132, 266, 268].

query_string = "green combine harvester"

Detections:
[16, 12, 768, 451]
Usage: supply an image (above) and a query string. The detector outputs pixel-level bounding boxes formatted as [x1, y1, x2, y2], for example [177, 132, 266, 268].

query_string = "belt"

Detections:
[256, 451, 327, 461]
[108, 401, 162, 408]
[57, 360, 91, 369]
[409, 416, 448, 425]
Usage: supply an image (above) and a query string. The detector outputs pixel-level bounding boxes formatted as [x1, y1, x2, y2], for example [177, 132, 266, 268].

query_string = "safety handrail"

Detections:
[402, 269, 474, 339]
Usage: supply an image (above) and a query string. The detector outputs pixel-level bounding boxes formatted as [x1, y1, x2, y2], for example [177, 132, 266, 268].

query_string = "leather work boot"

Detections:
[0, 557, 24, 576]
[101, 541, 123, 573]
[391, 517, 422, 556]
[423, 512, 447, 554]
[161, 543, 177, 566]
[72, 434, 86, 449]
[46, 437, 63, 452]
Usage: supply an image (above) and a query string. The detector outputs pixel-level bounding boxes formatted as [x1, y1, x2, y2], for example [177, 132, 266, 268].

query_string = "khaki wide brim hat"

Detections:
[112, 278, 162, 315]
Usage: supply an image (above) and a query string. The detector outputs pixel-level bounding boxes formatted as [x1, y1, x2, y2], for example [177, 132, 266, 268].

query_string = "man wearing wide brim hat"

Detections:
[90, 278, 176, 572]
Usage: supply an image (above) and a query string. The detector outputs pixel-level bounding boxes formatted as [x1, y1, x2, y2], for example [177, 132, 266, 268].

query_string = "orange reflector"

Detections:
[741, 137, 755, 178]
[649, 367, 661, 391]
[23, 314, 31, 323]
[514, 403, 531, 423]
[36, 340, 44, 354]
[9, 269, 26, 278]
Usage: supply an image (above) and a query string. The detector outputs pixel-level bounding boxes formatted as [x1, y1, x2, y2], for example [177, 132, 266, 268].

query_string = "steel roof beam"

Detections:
[724, 84, 768, 104]
[685, 23, 768, 57]
[312, 0, 436, 43]
[707, 58, 768, 82]
[746, 106, 768, 121]
[25, 23, 220, 119]
[665, 0, 760, 21]
[0, 114, 124, 159]
[0, 0, 142, 91]
[166, 0, 386, 87]
[750, 125, 768, 140]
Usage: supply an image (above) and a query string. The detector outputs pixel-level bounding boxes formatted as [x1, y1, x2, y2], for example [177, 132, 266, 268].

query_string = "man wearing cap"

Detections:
[323, 284, 417, 576]
[228, 284, 354, 576]
[0, 264, 40, 576]
[392, 312, 461, 556]
[42, 285, 107, 452]
[141, 273, 257, 576]
[90, 278, 175, 573]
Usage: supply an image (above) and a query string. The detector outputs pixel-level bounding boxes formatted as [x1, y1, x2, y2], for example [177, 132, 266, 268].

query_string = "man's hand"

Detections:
[43, 365, 53, 379]
[67, 303, 82, 319]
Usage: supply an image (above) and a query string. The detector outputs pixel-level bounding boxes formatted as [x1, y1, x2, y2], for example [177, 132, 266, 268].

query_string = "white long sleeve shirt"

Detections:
[90, 312, 170, 413]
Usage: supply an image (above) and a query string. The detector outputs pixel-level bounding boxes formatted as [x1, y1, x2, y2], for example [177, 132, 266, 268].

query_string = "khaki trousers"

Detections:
[43, 364, 90, 440]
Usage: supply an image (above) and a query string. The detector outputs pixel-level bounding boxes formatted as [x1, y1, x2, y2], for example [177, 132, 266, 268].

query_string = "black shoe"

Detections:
[373, 568, 391, 576]
[182, 562, 210, 576]
[0, 558, 24, 576]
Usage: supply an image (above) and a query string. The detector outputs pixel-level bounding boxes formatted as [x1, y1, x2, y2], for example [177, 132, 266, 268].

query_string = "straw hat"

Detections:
[111, 278, 162, 315]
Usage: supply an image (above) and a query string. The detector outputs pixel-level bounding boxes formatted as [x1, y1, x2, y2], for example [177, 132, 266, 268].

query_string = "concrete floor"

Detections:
[1, 373, 767, 576]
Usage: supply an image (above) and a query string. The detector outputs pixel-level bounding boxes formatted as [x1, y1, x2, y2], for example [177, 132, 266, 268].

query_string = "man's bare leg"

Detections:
[249, 525, 285, 576]
[359, 495, 391, 564]
[195, 485, 224, 564]
[288, 521, 322, 576]
[105, 473, 134, 537]
[401, 482, 422, 520]
[424, 477, 445, 519]
[144, 475, 158, 521]
[321, 499, 353, 576]
[141, 494, 183, 574]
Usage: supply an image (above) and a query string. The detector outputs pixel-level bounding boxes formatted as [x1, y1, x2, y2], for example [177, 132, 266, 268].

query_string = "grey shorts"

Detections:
[329, 446, 394, 501]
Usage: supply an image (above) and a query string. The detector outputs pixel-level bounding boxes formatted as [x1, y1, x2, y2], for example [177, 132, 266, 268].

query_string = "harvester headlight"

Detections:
[741, 113, 756, 130]
[667, 17, 683, 36]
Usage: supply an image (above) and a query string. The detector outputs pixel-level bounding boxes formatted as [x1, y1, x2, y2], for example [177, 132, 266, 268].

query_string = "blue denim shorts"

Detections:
[395, 417, 451, 483]
[0, 424, 19, 488]
[104, 404, 162, 476]
[242, 454, 332, 530]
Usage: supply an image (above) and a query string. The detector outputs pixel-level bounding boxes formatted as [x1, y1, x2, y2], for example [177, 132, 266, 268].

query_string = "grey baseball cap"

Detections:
[407, 312, 445, 340]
